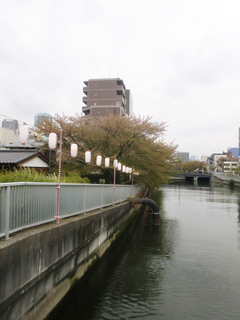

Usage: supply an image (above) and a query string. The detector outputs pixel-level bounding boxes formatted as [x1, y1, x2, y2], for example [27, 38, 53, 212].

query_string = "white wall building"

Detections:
[0, 127, 18, 145]
[221, 161, 238, 173]
[201, 156, 208, 163]
[211, 153, 227, 167]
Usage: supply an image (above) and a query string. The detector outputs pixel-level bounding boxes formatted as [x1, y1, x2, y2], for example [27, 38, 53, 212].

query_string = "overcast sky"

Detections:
[1, 0, 240, 158]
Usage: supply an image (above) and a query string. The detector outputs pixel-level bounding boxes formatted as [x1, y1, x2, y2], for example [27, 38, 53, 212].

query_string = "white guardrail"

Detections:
[0, 182, 141, 240]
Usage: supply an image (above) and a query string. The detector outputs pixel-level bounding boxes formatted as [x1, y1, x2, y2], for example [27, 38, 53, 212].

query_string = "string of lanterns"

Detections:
[19, 125, 134, 222]
[19, 125, 133, 174]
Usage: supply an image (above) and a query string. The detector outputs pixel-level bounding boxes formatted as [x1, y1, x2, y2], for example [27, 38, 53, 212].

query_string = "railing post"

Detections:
[84, 185, 86, 214]
[5, 186, 10, 240]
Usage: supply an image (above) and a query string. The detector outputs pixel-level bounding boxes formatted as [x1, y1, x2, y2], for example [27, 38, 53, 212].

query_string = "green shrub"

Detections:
[61, 171, 90, 184]
[0, 167, 90, 184]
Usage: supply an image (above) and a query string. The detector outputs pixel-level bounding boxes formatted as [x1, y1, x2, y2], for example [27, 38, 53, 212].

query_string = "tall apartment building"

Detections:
[82, 78, 132, 118]
[238, 127, 240, 157]
[2, 119, 19, 133]
[176, 152, 189, 162]
[34, 113, 52, 126]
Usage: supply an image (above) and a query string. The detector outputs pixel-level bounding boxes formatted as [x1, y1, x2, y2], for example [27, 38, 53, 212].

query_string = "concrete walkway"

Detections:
[211, 173, 240, 188]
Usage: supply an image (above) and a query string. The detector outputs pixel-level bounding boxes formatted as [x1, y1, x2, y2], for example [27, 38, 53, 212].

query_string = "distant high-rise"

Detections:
[2, 119, 19, 133]
[82, 78, 132, 118]
[177, 152, 189, 162]
[239, 127, 240, 157]
[227, 147, 239, 158]
[34, 113, 52, 127]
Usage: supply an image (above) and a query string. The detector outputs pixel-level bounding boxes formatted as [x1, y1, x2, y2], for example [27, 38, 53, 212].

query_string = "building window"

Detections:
[94, 93, 97, 96]
[95, 82, 97, 86]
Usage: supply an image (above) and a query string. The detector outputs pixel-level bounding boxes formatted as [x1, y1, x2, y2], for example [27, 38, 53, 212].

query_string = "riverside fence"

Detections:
[0, 182, 141, 240]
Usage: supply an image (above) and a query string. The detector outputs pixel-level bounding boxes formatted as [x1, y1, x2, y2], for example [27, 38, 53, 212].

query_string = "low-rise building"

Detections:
[210, 153, 227, 167]
[218, 152, 239, 173]
[0, 127, 18, 146]
[0, 149, 49, 172]
[201, 156, 208, 163]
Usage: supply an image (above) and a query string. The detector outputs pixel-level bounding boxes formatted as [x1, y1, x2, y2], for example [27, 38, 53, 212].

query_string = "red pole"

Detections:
[131, 167, 134, 197]
[113, 156, 116, 205]
[55, 129, 62, 223]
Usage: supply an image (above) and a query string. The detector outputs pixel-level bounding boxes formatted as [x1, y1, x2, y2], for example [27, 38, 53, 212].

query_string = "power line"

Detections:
[0, 113, 34, 126]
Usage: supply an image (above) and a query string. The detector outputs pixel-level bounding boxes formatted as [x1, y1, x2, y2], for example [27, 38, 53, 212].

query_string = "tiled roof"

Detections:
[0, 150, 44, 164]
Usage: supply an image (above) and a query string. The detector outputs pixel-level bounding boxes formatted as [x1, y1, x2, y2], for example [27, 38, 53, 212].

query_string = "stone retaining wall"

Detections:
[0, 199, 144, 320]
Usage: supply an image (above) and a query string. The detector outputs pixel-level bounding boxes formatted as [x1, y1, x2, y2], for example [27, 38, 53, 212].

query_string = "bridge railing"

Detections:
[0, 182, 141, 240]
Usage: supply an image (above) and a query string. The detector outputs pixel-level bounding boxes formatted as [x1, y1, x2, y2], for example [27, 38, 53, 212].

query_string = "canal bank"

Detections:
[0, 189, 146, 320]
[211, 172, 240, 188]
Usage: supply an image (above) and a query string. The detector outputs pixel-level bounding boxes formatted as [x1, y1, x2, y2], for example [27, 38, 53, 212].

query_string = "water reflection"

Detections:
[48, 190, 179, 320]
[48, 183, 240, 320]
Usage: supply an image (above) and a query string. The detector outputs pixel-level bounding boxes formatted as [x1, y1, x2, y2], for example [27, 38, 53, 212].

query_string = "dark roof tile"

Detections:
[0, 150, 43, 164]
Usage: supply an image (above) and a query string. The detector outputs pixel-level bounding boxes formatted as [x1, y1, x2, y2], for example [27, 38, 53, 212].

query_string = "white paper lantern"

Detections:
[85, 151, 91, 163]
[48, 132, 57, 150]
[126, 167, 129, 173]
[129, 168, 132, 174]
[96, 155, 102, 166]
[122, 165, 126, 173]
[105, 157, 110, 167]
[71, 143, 78, 158]
[19, 124, 28, 145]
[117, 163, 122, 170]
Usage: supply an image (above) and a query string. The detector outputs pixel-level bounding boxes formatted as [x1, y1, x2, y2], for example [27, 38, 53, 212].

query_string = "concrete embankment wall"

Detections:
[211, 173, 240, 188]
[0, 198, 144, 320]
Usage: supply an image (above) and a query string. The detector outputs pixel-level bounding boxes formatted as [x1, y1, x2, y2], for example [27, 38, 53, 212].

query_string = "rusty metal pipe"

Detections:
[133, 198, 159, 213]
[133, 198, 160, 225]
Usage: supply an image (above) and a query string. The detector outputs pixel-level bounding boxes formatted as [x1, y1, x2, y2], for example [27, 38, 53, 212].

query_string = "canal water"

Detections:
[47, 182, 240, 320]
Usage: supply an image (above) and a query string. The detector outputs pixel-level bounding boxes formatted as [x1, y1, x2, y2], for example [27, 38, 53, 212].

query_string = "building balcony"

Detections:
[82, 97, 88, 104]
[116, 85, 126, 95]
[83, 87, 88, 95]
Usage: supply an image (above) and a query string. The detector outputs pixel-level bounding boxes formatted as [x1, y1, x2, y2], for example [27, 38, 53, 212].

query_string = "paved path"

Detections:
[212, 172, 240, 182]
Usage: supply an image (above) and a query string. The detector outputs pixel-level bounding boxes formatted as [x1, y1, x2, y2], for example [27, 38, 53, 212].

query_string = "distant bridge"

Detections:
[176, 173, 212, 181]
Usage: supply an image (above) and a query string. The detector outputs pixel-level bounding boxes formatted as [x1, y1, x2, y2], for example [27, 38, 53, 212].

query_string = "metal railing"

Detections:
[0, 182, 141, 240]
